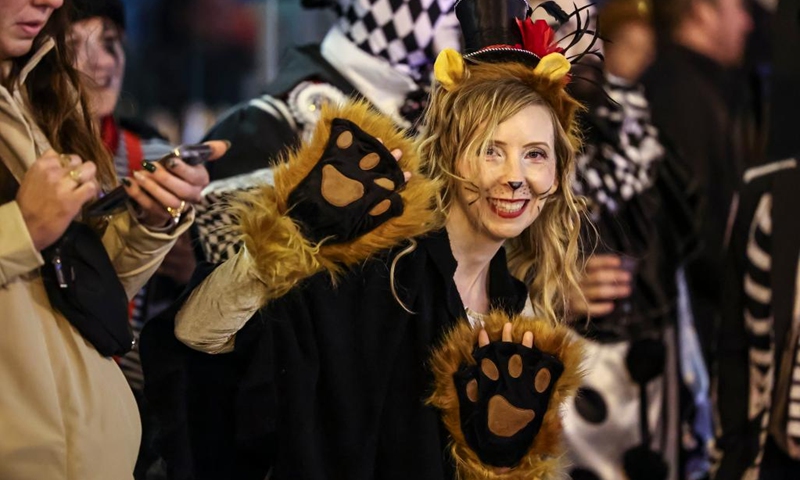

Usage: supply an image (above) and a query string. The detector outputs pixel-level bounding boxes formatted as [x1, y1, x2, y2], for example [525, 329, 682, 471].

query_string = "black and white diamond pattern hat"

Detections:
[334, 0, 460, 78]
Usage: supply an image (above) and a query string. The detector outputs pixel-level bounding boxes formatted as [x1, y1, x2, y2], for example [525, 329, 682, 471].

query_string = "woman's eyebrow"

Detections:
[491, 140, 553, 150]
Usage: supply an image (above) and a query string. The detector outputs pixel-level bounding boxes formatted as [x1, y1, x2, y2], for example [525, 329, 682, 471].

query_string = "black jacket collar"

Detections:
[264, 45, 358, 99]
[418, 229, 529, 320]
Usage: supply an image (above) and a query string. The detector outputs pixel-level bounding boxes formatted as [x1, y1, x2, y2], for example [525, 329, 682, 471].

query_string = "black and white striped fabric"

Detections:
[788, 337, 800, 457]
[112, 129, 175, 178]
[118, 289, 147, 391]
[742, 192, 775, 474]
[334, 0, 457, 78]
[112, 129, 174, 392]
[745, 191, 800, 459]
[711, 159, 800, 478]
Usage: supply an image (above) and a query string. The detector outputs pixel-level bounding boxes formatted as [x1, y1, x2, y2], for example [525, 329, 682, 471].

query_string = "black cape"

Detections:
[140, 229, 528, 480]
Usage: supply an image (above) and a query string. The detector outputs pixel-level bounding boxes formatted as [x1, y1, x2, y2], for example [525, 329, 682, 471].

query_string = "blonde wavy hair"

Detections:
[417, 60, 586, 323]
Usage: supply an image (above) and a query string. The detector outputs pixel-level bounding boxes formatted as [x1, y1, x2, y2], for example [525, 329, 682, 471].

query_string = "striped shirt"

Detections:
[111, 125, 173, 392]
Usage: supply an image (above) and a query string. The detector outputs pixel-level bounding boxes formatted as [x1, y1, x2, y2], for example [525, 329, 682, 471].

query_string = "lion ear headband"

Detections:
[434, 0, 602, 90]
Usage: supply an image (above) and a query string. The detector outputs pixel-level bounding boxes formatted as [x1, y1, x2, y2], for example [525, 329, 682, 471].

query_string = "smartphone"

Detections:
[85, 143, 213, 217]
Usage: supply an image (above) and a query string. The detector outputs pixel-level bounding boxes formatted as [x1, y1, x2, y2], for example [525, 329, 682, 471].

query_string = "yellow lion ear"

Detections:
[533, 53, 571, 82]
[434, 48, 465, 90]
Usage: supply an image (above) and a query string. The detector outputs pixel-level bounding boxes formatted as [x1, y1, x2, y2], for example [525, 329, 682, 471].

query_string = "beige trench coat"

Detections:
[0, 40, 191, 479]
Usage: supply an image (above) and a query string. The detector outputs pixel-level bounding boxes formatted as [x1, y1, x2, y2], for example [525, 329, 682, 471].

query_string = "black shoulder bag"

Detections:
[40, 221, 134, 357]
[2, 157, 132, 356]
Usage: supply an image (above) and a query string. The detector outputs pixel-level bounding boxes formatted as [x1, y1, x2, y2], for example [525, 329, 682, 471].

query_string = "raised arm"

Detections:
[175, 100, 440, 353]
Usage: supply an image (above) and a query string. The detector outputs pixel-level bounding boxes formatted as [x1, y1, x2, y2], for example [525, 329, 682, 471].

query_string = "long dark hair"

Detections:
[2, 0, 115, 190]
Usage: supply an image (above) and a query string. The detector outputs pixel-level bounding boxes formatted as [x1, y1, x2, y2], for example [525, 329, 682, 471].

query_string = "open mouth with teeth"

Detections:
[488, 198, 530, 218]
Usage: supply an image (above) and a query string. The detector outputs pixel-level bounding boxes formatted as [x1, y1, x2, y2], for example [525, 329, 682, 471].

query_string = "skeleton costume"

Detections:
[140, 1, 591, 479]
[196, 0, 460, 264]
[714, 0, 800, 475]
[713, 158, 800, 479]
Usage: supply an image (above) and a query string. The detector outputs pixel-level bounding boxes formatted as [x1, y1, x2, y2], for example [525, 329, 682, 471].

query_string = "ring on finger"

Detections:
[165, 200, 186, 225]
[68, 168, 82, 184]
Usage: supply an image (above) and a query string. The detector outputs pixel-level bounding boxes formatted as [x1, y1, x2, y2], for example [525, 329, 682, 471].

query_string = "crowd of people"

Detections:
[0, 0, 798, 479]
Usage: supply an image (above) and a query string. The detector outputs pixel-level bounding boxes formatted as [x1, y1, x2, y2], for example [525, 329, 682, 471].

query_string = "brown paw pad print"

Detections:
[320, 131, 399, 208]
[287, 118, 406, 244]
[454, 340, 564, 468]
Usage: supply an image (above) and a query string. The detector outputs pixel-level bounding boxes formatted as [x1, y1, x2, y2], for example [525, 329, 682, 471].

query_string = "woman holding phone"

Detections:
[0, 0, 226, 478]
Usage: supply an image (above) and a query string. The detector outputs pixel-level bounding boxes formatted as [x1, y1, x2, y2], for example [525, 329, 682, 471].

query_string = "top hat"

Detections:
[455, 0, 597, 69]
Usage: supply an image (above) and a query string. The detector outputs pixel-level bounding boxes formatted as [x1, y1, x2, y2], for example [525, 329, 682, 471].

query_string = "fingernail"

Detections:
[121, 177, 131, 187]
[222, 140, 232, 149]
[142, 160, 157, 173]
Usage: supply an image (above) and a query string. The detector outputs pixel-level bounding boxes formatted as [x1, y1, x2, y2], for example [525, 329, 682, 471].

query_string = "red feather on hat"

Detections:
[516, 18, 564, 58]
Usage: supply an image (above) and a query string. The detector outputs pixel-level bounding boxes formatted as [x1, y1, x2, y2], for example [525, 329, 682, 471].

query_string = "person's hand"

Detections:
[122, 140, 229, 228]
[569, 254, 633, 318]
[156, 232, 196, 285]
[477, 323, 534, 475]
[286, 119, 410, 244]
[16, 150, 99, 251]
[455, 322, 563, 470]
[478, 321, 534, 348]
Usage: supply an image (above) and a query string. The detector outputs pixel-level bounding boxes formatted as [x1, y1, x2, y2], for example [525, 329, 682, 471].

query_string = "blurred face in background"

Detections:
[708, 0, 753, 66]
[690, 0, 753, 66]
[70, 16, 125, 121]
[0, 0, 63, 62]
[604, 20, 655, 82]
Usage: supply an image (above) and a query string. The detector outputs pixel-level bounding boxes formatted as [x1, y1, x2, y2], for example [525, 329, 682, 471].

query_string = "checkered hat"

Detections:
[334, 0, 459, 78]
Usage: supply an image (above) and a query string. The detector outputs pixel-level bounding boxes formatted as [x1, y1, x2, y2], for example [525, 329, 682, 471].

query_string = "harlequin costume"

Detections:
[140, 1, 590, 479]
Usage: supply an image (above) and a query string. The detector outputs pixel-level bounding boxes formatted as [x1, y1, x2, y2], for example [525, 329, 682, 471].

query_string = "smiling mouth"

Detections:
[488, 198, 529, 218]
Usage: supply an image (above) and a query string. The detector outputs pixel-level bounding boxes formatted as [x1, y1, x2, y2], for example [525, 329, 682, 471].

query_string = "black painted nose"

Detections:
[508, 181, 523, 191]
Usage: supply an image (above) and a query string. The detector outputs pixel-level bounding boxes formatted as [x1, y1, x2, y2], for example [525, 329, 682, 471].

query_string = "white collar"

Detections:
[320, 26, 418, 127]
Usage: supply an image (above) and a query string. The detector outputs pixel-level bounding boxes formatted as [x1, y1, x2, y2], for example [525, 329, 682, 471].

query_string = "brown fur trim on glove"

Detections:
[230, 100, 442, 299]
[428, 312, 584, 480]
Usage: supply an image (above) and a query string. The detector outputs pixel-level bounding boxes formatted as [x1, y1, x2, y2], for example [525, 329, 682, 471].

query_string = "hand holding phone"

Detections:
[86, 143, 217, 217]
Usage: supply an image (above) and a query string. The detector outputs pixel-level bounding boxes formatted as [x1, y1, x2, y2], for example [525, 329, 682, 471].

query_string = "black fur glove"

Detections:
[428, 312, 584, 480]
[287, 118, 406, 244]
[454, 341, 564, 467]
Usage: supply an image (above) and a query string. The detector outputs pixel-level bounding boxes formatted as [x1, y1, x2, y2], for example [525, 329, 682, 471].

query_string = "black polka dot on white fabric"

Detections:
[570, 467, 602, 480]
[574, 386, 607, 424]
[623, 445, 669, 480]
